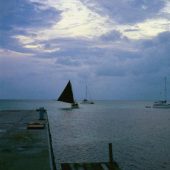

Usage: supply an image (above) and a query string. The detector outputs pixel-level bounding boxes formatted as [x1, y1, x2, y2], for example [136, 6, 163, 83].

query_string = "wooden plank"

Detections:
[61, 163, 71, 170]
[27, 122, 45, 129]
[61, 162, 120, 170]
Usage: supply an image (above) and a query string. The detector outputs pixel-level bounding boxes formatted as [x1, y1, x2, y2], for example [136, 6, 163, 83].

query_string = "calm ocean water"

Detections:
[0, 100, 170, 170]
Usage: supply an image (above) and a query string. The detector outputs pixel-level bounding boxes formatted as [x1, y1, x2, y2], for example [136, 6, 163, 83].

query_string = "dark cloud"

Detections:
[140, 32, 170, 72]
[0, 29, 29, 53]
[89, 31, 170, 99]
[139, 31, 170, 48]
[133, 32, 170, 75]
[0, 0, 60, 30]
[0, 0, 61, 53]
[100, 30, 125, 41]
[32, 31, 170, 81]
[96, 31, 170, 77]
[82, 0, 165, 24]
[33, 38, 106, 60]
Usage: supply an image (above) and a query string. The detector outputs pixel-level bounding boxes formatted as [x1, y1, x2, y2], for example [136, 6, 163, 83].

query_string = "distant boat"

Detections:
[58, 80, 79, 109]
[153, 77, 170, 108]
[153, 100, 170, 108]
[81, 85, 94, 104]
[145, 105, 151, 108]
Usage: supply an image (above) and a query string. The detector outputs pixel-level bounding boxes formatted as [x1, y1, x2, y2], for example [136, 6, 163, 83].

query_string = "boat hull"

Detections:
[81, 99, 94, 104]
[153, 104, 170, 108]
[71, 103, 79, 109]
[81, 101, 94, 104]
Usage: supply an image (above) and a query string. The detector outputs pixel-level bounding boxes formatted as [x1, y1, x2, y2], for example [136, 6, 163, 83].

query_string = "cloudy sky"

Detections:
[0, 0, 170, 100]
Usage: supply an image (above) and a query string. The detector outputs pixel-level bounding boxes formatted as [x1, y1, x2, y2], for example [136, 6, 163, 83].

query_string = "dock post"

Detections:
[36, 107, 46, 120]
[109, 143, 116, 170]
[109, 143, 113, 163]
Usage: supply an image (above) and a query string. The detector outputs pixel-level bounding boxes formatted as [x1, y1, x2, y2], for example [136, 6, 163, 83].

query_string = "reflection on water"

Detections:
[0, 100, 170, 170]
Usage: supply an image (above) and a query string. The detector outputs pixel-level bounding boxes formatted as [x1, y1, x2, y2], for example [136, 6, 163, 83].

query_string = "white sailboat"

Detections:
[153, 77, 170, 108]
[81, 85, 94, 104]
[57, 80, 79, 109]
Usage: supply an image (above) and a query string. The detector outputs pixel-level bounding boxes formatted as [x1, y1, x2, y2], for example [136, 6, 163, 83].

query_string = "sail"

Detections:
[58, 81, 75, 103]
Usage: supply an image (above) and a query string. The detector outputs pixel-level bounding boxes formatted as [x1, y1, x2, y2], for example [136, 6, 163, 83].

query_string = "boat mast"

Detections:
[85, 85, 87, 99]
[164, 77, 167, 101]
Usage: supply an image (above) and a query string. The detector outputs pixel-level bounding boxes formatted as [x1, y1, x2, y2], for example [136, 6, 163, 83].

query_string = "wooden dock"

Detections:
[61, 143, 120, 170]
[61, 162, 120, 170]
[0, 109, 52, 170]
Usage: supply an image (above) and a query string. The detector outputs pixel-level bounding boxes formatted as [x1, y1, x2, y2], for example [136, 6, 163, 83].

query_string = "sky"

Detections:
[0, 0, 170, 100]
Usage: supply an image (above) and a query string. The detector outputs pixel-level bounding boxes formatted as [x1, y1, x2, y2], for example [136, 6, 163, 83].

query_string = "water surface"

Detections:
[0, 100, 170, 170]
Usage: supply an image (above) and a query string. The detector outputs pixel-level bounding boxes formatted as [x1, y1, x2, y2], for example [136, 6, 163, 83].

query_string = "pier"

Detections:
[0, 109, 52, 170]
[61, 162, 120, 170]
[61, 143, 120, 170]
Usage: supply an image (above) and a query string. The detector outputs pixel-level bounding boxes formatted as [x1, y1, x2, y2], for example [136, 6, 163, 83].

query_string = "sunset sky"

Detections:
[0, 0, 170, 100]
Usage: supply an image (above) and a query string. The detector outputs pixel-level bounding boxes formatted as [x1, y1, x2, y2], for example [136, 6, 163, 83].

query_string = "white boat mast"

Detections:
[164, 77, 167, 101]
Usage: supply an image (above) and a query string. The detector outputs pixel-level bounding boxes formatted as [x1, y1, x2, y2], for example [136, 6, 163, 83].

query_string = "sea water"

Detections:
[0, 100, 170, 170]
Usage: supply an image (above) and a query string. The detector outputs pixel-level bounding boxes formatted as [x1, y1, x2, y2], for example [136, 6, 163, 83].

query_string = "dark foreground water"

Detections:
[0, 100, 170, 170]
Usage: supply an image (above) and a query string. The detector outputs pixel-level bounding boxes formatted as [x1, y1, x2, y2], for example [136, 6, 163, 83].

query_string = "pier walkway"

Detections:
[0, 110, 51, 170]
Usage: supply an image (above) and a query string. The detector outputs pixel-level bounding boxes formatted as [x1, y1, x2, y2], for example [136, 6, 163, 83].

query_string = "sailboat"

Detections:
[81, 85, 94, 104]
[153, 77, 170, 108]
[58, 80, 79, 109]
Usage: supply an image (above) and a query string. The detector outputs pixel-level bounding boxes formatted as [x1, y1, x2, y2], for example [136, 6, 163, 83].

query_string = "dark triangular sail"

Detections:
[58, 81, 75, 103]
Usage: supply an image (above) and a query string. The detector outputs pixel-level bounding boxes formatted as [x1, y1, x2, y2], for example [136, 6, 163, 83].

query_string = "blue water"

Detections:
[0, 100, 170, 170]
